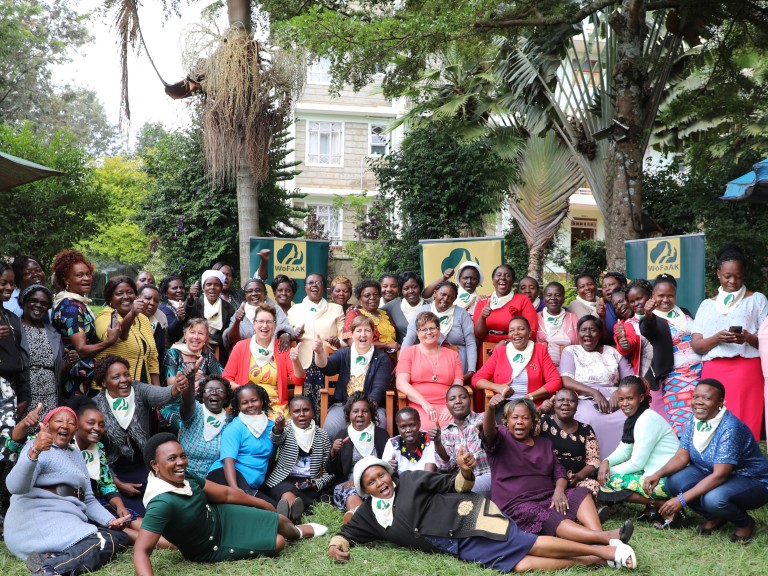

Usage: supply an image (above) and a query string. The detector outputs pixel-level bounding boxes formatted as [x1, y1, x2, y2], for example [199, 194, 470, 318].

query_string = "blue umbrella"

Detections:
[721, 158, 768, 203]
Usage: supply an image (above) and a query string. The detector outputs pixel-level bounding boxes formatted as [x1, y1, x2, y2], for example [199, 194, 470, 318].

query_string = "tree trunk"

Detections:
[527, 243, 545, 283]
[605, 0, 646, 271]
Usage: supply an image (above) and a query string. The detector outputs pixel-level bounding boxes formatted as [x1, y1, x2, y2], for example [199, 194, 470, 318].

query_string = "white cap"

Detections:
[455, 261, 484, 286]
[201, 270, 226, 286]
[353, 456, 394, 496]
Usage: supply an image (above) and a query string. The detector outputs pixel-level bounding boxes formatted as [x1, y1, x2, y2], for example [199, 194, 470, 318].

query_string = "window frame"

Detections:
[305, 120, 345, 167]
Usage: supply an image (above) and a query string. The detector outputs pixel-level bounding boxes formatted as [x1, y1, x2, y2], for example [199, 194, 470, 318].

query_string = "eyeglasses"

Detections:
[254, 319, 275, 326]
[204, 388, 225, 395]
[26, 298, 51, 308]
[244, 289, 263, 295]
[417, 327, 439, 333]
[306, 279, 323, 286]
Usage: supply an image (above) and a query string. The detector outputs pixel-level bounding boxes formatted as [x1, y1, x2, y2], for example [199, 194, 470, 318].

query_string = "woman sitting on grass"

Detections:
[327, 453, 637, 571]
[134, 433, 327, 576]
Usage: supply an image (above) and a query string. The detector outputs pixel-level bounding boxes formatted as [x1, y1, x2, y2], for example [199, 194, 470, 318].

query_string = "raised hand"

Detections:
[443, 267, 455, 280]
[644, 297, 657, 316]
[175, 300, 186, 322]
[427, 425, 440, 443]
[33, 422, 55, 453]
[595, 297, 606, 317]
[331, 436, 349, 458]
[19, 403, 43, 430]
[487, 393, 506, 409]
[234, 302, 246, 322]
[189, 281, 200, 300]
[105, 323, 121, 344]
[273, 412, 286, 434]
[480, 304, 492, 319]
[289, 342, 301, 362]
[311, 333, 323, 354]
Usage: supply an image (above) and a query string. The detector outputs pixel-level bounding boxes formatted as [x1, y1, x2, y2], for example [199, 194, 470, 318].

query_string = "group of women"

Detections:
[1, 242, 767, 575]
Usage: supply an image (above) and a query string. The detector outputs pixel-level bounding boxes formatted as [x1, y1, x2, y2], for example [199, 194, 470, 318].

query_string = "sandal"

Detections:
[607, 539, 637, 570]
[290, 498, 305, 524]
[635, 507, 658, 522]
[697, 518, 726, 536]
[729, 517, 755, 544]
[654, 510, 685, 530]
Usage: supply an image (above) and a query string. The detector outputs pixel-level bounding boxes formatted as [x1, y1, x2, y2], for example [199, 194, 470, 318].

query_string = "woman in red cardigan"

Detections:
[473, 264, 538, 346]
[222, 302, 305, 416]
[473, 316, 561, 422]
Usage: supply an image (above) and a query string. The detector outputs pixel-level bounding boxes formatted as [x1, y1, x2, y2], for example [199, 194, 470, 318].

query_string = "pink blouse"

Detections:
[396, 345, 463, 387]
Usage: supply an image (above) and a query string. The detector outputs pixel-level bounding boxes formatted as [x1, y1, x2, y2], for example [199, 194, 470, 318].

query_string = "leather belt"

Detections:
[488, 330, 508, 335]
[41, 484, 85, 501]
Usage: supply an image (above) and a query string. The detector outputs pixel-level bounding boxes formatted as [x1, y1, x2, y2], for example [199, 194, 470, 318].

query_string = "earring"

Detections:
[66, 283, 69, 291]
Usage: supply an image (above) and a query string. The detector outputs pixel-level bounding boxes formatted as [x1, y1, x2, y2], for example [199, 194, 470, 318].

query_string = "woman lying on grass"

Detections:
[327, 449, 637, 572]
[133, 433, 326, 576]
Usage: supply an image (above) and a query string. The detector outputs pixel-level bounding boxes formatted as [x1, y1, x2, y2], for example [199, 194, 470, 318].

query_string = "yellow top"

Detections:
[95, 308, 160, 385]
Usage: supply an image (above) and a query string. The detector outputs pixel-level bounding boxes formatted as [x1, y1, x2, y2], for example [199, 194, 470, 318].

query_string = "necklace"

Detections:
[422, 346, 441, 381]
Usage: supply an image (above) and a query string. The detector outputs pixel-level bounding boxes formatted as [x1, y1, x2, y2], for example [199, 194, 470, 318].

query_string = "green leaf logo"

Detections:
[376, 499, 391, 510]
[258, 347, 269, 356]
[206, 415, 222, 428]
[668, 310, 680, 318]
[355, 356, 368, 367]
[82, 450, 94, 464]
[724, 294, 734, 305]
[491, 295, 498, 306]
[359, 431, 372, 442]
[458, 292, 470, 303]
[112, 398, 128, 412]
[547, 316, 557, 324]
[439, 315, 448, 325]
[309, 306, 317, 313]
[512, 353, 524, 363]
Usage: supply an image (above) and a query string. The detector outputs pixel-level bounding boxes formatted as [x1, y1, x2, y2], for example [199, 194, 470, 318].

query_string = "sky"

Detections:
[53, 0, 227, 150]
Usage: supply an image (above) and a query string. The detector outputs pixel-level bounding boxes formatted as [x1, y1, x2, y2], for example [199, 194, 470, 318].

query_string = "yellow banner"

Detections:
[420, 237, 504, 289]
[273, 240, 307, 279]
[646, 237, 681, 278]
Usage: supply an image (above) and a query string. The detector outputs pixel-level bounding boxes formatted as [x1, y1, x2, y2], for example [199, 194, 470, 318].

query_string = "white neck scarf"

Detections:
[290, 419, 317, 454]
[105, 388, 136, 430]
[203, 297, 223, 331]
[401, 298, 424, 322]
[301, 296, 328, 319]
[249, 335, 275, 368]
[575, 296, 597, 315]
[53, 290, 94, 317]
[371, 493, 396, 528]
[81, 443, 100, 481]
[490, 291, 514, 311]
[715, 286, 746, 315]
[430, 302, 455, 337]
[456, 287, 477, 311]
[693, 407, 727, 453]
[531, 297, 541, 310]
[171, 342, 202, 358]
[244, 303, 258, 324]
[240, 412, 268, 438]
[351, 343, 375, 377]
[348, 422, 376, 457]
[168, 299, 182, 310]
[202, 405, 227, 441]
[653, 306, 689, 332]
[143, 473, 193, 508]
[543, 309, 566, 339]
[506, 340, 535, 380]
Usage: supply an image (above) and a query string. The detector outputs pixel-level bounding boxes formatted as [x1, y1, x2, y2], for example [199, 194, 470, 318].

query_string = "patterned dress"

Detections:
[659, 315, 702, 436]
[52, 298, 97, 396]
[22, 325, 58, 420]
[540, 415, 600, 498]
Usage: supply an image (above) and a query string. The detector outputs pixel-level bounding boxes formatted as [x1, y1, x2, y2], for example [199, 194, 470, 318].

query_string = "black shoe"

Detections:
[729, 517, 755, 544]
[619, 519, 634, 544]
[635, 507, 658, 522]
[32, 568, 62, 576]
[276, 499, 290, 518]
[290, 498, 305, 524]
[25, 552, 53, 573]
[655, 511, 685, 530]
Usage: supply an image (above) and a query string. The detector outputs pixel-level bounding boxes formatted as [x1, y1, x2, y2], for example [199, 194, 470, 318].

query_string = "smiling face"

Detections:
[47, 410, 78, 448]
[578, 319, 600, 351]
[691, 383, 723, 422]
[165, 279, 185, 301]
[401, 278, 422, 306]
[0, 270, 14, 302]
[22, 289, 51, 323]
[492, 266, 514, 296]
[544, 284, 565, 315]
[75, 408, 106, 447]
[253, 310, 276, 343]
[359, 286, 381, 313]
[446, 386, 471, 420]
[243, 281, 266, 305]
[103, 361, 133, 397]
[66, 262, 93, 296]
[505, 403, 534, 441]
[349, 400, 372, 430]
[352, 324, 374, 352]
[576, 276, 597, 302]
[305, 274, 325, 303]
[184, 322, 208, 354]
[203, 277, 223, 303]
[380, 276, 399, 302]
[652, 281, 677, 313]
[139, 287, 160, 317]
[434, 285, 457, 312]
[458, 267, 480, 293]
[110, 282, 136, 316]
[717, 260, 744, 293]
[396, 411, 421, 446]
[416, 320, 440, 346]
[237, 388, 263, 415]
[617, 384, 643, 418]
[290, 397, 314, 429]
[611, 292, 633, 320]
[361, 465, 395, 499]
[136, 271, 155, 290]
[152, 440, 188, 487]
[627, 286, 649, 316]
[508, 318, 531, 350]
[518, 278, 539, 304]
[602, 276, 622, 299]
[202, 379, 227, 413]
[20, 259, 45, 289]
[553, 389, 577, 422]
[332, 282, 352, 307]
[274, 281, 295, 307]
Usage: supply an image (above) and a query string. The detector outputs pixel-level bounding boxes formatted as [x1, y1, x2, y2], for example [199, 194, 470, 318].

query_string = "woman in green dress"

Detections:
[133, 433, 327, 575]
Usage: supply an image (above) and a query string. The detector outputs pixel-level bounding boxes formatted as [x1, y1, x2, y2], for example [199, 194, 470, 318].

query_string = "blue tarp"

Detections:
[721, 158, 768, 202]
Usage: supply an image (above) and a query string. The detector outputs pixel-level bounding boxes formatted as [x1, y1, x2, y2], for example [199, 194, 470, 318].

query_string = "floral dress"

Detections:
[540, 415, 600, 498]
[53, 299, 98, 396]
[659, 315, 702, 436]
[22, 325, 58, 420]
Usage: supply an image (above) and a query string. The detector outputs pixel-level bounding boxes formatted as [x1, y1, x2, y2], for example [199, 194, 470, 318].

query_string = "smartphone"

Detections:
[297, 480, 312, 490]
[110, 310, 119, 328]
[729, 326, 743, 334]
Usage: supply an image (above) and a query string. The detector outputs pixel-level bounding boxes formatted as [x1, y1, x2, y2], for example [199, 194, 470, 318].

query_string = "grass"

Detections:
[2, 501, 768, 575]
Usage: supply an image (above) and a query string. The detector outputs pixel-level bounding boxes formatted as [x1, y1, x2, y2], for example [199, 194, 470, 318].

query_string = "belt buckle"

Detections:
[76, 487, 84, 501]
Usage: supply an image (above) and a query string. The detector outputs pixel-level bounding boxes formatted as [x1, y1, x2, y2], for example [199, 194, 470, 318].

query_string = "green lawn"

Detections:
[2, 502, 767, 575]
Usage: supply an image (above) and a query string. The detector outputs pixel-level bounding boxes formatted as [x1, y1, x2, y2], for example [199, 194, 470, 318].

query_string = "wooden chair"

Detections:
[480, 341, 496, 367]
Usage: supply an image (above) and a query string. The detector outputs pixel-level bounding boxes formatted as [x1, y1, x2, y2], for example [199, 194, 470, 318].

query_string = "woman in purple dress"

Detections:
[483, 394, 633, 545]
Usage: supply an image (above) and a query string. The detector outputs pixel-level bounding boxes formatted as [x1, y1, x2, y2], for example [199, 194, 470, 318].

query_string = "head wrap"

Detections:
[456, 261, 484, 286]
[353, 455, 394, 496]
[201, 270, 226, 287]
[42, 406, 77, 426]
[20, 283, 52, 307]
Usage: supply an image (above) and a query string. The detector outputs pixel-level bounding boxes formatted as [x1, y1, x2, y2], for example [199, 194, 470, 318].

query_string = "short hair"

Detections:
[212, 261, 234, 273]
[159, 274, 184, 300]
[0, 260, 11, 279]
[288, 394, 313, 412]
[433, 280, 458, 297]
[354, 279, 381, 299]
[12, 255, 44, 286]
[508, 315, 531, 331]
[143, 432, 180, 471]
[243, 278, 266, 292]
[653, 273, 677, 289]
[618, 375, 649, 399]
[519, 276, 540, 290]
[184, 318, 209, 333]
[93, 355, 131, 385]
[395, 406, 420, 424]
[610, 288, 628, 301]
[554, 388, 578, 401]
[445, 384, 469, 400]
[350, 314, 375, 331]
[627, 278, 653, 297]
[574, 273, 597, 287]
[138, 284, 160, 299]
[232, 383, 272, 416]
[378, 273, 398, 285]
[603, 272, 628, 287]
[195, 375, 233, 407]
[20, 284, 52, 307]
[697, 378, 726, 401]
[577, 314, 603, 332]
[66, 395, 100, 417]
[492, 264, 515, 282]
[51, 249, 94, 291]
[502, 397, 539, 435]
[544, 281, 565, 295]
[331, 276, 353, 290]
[305, 273, 327, 290]
[398, 271, 424, 291]
[415, 311, 439, 330]
[104, 275, 136, 305]
[716, 243, 745, 269]
[272, 274, 297, 294]
[343, 391, 379, 425]
[252, 301, 277, 320]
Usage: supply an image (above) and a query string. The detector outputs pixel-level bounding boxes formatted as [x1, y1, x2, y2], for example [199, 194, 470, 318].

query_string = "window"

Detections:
[369, 124, 390, 155]
[570, 217, 597, 247]
[307, 121, 343, 166]
[308, 59, 331, 84]
[307, 204, 343, 246]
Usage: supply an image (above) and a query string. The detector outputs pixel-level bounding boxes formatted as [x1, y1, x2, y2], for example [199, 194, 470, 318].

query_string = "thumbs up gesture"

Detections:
[289, 341, 301, 362]
[33, 421, 55, 454]
[19, 403, 43, 430]
[312, 332, 323, 354]
[456, 444, 476, 474]
[235, 301, 246, 322]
